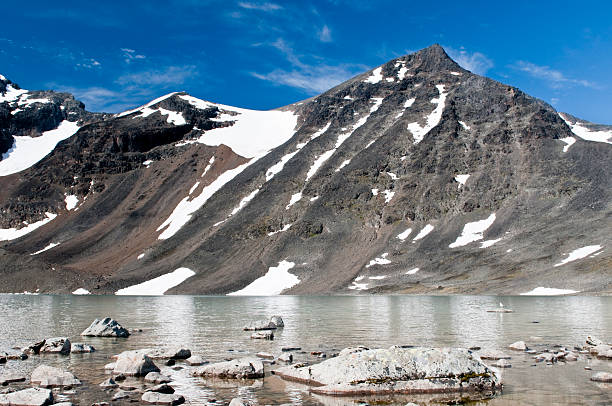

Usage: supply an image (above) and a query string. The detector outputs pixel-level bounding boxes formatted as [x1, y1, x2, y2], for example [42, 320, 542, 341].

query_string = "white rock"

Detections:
[30, 365, 81, 388]
[0, 388, 53, 406]
[81, 317, 130, 337]
[113, 350, 160, 376]
[192, 357, 264, 379]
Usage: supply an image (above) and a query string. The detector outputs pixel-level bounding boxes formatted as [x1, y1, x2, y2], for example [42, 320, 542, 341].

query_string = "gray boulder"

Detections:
[144, 372, 171, 384]
[591, 372, 612, 383]
[112, 390, 130, 401]
[0, 387, 53, 406]
[192, 357, 264, 379]
[278, 353, 293, 363]
[508, 341, 527, 351]
[113, 350, 160, 376]
[270, 316, 284, 328]
[250, 331, 273, 340]
[0, 373, 26, 385]
[145, 347, 191, 360]
[99, 378, 117, 388]
[30, 365, 81, 388]
[70, 343, 95, 353]
[185, 355, 207, 366]
[146, 384, 175, 394]
[81, 318, 130, 337]
[40, 338, 70, 355]
[273, 346, 500, 396]
[141, 392, 185, 405]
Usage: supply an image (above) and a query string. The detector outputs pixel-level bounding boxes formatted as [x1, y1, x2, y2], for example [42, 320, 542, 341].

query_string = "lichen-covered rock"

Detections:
[141, 392, 185, 405]
[40, 337, 70, 355]
[113, 350, 160, 376]
[273, 346, 500, 396]
[30, 365, 81, 388]
[81, 318, 130, 337]
[0, 387, 53, 406]
[192, 357, 264, 379]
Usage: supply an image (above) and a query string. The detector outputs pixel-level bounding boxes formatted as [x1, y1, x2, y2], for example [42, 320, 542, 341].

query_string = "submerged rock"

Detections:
[0, 373, 26, 385]
[99, 378, 117, 389]
[0, 387, 53, 406]
[492, 359, 511, 368]
[146, 384, 175, 394]
[278, 353, 293, 363]
[477, 350, 511, 360]
[30, 365, 81, 388]
[229, 399, 249, 406]
[243, 320, 276, 331]
[141, 392, 185, 405]
[192, 357, 264, 379]
[591, 372, 612, 383]
[256, 352, 274, 360]
[81, 318, 130, 337]
[2, 348, 28, 360]
[40, 338, 70, 355]
[250, 331, 274, 340]
[185, 355, 207, 366]
[70, 343, 95, 353]
[113, 350, 160, 376]
[273, 346, 500, 396]
[111, 390, 130, 401]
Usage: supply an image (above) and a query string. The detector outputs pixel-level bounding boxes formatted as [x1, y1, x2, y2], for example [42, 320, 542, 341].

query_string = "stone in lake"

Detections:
[273, 346, 501, 396]
[99, 378, 117, 389]
[113, 350, 160, 376]
[144, 372, 171, 384]
[282, 347, 301, 352]
[146, 347, 191, 360]
[141, 392, 185, 405]
[508, 341, 527, 351]
[591, 372, 612, 382]
[492, 359, 511, 368]
[0, 372, 26, 385]
[243, 320, 276, 331]
[590, 344, 612, 359]
[0, 354, 5, 364]
[40, 337, 71, 355]
[30, 365, 81, 388]
[586, 336, 605, 346]
[112, 390, 130, 401]
[81, 318, 130, 338]
[256, 352, 274, 360]
[229, 399, 249, 406]
[278, 353, 293, 363]
[70, 343, 95, 353]
[0, 387, 53, 406]
[477, 349, 512, 360]
[250, 331, 274, 340]
[185, 355, 207, 366]
[192, 357, 264, 379]
[146, 384, 175, 394]
[3, 348, 28, 360]
[270, 316, 284, 328]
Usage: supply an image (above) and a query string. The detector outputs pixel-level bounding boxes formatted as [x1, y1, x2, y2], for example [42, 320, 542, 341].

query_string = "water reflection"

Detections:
[0, 294, 611, 405]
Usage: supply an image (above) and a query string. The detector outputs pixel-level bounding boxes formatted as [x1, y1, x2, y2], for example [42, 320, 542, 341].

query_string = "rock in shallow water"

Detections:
[185, 355, 207, 366]
[250, 331, 274, 340]
[0, 373, 26, 385]
[40, 338, 71, 355]
[81, 318, 130, 338]
[112, 351, 160, 376]
[508, 341, 527, 351]
[0, 387, 53, 406]
[30, 365, 81, 388]
[192, 357, 264, 379]
[273, 346, 501, 396]
[70, 343, 95, 353]
[590, 372, 612, 382]
[144, 372, 171, 384]
[141, 392, 185, 405]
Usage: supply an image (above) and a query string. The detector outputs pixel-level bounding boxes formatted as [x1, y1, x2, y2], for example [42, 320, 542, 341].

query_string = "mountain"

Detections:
[0, 45, 610, 295]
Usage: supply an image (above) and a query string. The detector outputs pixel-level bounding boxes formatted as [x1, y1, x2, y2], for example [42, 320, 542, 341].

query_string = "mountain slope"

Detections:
[0, 45, 610, 295]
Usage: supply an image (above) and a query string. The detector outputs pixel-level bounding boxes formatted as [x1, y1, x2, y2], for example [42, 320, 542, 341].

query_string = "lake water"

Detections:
[0, 295, 611, 405]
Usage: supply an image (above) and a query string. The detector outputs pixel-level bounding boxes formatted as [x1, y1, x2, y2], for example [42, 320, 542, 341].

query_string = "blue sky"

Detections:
[1, 1, 610, 123]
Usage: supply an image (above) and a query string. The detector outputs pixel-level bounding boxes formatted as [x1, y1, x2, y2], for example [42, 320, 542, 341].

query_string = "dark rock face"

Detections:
[0, 45, 610, 295]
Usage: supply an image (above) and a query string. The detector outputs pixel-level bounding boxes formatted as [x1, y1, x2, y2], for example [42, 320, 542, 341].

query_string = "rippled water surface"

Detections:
[0, 295, 611, 405]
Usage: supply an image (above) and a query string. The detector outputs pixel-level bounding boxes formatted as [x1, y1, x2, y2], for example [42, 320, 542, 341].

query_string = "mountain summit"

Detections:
[0, 45, 610, 295]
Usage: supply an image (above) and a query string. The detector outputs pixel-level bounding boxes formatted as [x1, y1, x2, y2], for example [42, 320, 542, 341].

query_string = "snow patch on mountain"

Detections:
[407, 85, 447, 144]
[397, 228, 412, 241]
[559, 113, 612, 145]
[0, 120, 81, 176]
[520, 287, 578, 296]
[560, 137, 576, 152]
[366, 253, 391, 268]
[449, 213, 496, 248]
[65, 195, 78, 210]
[0, 213, 57, 241]
[30, 242, 60, 255]
[117, 92, 179, 117]
[554, 245, 603, 267]
[455, 174, 470, 188]
[364, 67, 383, 84]
[228, 260, 299, 295]
[413, 224, 434, 241]
[115, 267, 196, 295]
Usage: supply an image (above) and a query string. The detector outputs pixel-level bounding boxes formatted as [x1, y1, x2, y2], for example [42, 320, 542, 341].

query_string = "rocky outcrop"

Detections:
[112, 350, 160, 376]
[30, 365, 81, 388]
[0, 387, 53, 406]
[81, 318, 130, 337]
[273, 346, 500, 396]
[192, 357, 264, 379]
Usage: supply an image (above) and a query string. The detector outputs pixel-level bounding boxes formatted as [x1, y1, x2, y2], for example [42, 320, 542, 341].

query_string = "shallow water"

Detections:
[0, 295, 611, 405]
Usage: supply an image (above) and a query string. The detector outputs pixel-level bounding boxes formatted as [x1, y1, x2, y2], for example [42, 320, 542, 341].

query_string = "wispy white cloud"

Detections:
[237, 1, 282, 11]
[252, 38, 365, 94]
[513, 61, 597, 89]
[445, 46, 493, 75]
[121, 48, 146, 64]
[318, 25, 332, 42]
[116, 65, 198, 86]
[76, 58, 101, 69]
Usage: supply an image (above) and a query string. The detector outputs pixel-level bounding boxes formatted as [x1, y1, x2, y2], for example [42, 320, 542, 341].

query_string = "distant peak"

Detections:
[404, 44, 463, 73]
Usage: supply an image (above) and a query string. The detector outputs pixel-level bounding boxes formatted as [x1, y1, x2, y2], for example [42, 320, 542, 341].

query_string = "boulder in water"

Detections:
[81, 318, 130, 337]
[30, 365, 81, 388]
[192, 357, 264, 379]
[40, 338, 71, 355]
[141, 392, 184, 405]
[113, 350, 160, 376]
[0, 387, 53, 406]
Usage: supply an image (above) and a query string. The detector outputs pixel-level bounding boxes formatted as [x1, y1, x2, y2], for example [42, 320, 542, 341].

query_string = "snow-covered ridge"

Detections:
[0, 120, 81, 176]
[559, 113, 612, 145]
[116, 92, 180, 117]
